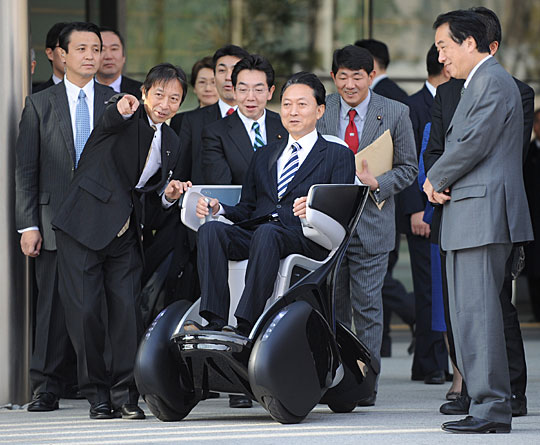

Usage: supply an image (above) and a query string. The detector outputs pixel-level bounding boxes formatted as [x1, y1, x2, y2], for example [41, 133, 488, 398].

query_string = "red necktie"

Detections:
[344, 109, 359, 154]
[226, 107, 235, 116]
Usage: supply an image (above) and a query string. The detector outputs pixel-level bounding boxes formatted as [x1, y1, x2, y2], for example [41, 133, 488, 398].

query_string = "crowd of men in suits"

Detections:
[16, 5, 536, 433]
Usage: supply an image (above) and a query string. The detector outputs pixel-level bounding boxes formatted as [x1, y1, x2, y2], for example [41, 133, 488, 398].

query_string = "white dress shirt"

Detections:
[464, 55, 492, 89]
[218, 99, 237, 118]
[425, 80, 437, 97]
[136, 117, 162, 189]
[64, 75, 95, 139]
[52, 74, 62, 84]
[20, 76, 96, 234]
[278, 129, 318, 177]
[96, 74, 122, 93]
[237, 109, 267, 146]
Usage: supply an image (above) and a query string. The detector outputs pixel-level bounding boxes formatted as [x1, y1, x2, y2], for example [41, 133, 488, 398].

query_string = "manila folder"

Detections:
[355, 129, 394, 210]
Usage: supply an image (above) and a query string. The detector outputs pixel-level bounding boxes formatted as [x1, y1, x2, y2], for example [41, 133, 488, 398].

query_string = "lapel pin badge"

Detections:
[377, 115, 382, 120]
[277, 134, 282, 139]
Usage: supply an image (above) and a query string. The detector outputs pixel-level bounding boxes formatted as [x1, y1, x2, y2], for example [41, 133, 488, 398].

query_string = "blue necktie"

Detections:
[252, 121, 264, 151]
[277, 142, 301, 200]
[75, 89, 90, 167]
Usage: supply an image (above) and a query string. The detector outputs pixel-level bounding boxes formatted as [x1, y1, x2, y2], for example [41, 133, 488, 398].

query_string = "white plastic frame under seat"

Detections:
[178, 184, 347, 327]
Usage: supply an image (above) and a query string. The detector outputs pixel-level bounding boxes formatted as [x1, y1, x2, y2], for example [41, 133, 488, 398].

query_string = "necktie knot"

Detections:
[348, 108, 357, 121]
[78, 89, 86, 100]
[252, 121, 260, 131]
[226, 107, 235, 116]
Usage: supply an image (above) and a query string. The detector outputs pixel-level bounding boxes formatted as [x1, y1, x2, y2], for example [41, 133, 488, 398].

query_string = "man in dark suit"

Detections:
[16, 22, 114, 412]
[316, 45, 418, 405]
[356, 38, 414, 357]
[33, 22, 67, 93]
[524, 109, 540, 322]
[202, 54, 286, 185]
[186, 72, 355, 337]
[53, 63, 188, 420]
[425, 7, 532, 420]
[175, 44, 250, 184]
[403, 44, 450, 385]
[355, 39, 408, 104]
[96, 27, 142, 99]
[425, 10, 532, 433]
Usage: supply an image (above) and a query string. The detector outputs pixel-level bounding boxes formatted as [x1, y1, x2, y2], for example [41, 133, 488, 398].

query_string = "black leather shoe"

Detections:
[229, 395, 252, 408]
[511, 393, 527, 417]
[442, 416, 511, 434]
[424, 370, 446, 385]
[27, 392, 59, 412]
[357, 392, 376, 406]
[113, 404, 146, 419]
[89, 401, 113, 419]
[440, 394, 471, 415]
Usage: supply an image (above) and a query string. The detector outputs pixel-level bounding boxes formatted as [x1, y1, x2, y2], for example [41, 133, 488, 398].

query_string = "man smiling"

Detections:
[53, 63, 189, 420]
[424, 10, 532, 434]
[202, 54, 285, 185]
[186, 72, 355, 340]
[317, 45, 417, 405]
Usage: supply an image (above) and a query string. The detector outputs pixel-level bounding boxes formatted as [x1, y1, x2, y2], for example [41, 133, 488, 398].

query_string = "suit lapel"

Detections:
[359, 93, 384, 149]
[50, 83, 75, 164]
[325, 94, 341, 136]
[279, 136, 326, 200]
[265, 111, 285, 144]
[93, 84, 110, 124]
[268, 139, 288, 194]
[228, 113, 254, 165]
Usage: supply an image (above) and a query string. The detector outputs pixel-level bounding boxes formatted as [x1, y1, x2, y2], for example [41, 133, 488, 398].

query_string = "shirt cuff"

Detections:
[161, 194, 176, 208]
[18, 226, 39, 233]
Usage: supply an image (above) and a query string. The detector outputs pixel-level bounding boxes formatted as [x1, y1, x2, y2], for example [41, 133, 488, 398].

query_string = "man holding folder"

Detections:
[317, 45, 417, 404]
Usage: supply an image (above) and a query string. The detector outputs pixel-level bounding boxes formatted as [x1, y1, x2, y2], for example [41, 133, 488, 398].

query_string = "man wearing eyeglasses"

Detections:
[201, 54, 285, 185]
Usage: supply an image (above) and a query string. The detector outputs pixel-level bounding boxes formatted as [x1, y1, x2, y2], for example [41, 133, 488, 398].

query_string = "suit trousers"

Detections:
[442, 247, 527, 396]
[197, 220, 327, 325]
[446, 243, 512, 424]
[408, 234, 447, 377]
[30, 249, 77, 395]
[56, 225, 143, 407]
[382, 233, 415, 341]
[335, 231, 389, 373]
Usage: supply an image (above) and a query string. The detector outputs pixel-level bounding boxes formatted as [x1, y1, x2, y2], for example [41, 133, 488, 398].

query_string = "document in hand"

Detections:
[355, 129, 394, 210]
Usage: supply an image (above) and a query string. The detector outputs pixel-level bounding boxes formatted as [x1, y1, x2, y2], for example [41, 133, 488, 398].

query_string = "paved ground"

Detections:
[1, 326, 539, 444]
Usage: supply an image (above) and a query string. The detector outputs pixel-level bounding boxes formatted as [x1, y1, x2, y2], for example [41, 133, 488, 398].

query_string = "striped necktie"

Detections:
[75, 89, 90, 167]
[252, 121, 264, 151]
[277, 142, 301, 200]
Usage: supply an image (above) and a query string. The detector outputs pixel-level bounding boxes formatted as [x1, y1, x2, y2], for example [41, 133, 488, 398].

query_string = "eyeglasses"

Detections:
[236, 87, 268, 95]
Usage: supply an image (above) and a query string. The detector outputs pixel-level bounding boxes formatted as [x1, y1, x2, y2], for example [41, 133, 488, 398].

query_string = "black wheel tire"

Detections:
[328, 400, 357, 413]
[262, 396, 305, 424]
[144, 394, 194, 422]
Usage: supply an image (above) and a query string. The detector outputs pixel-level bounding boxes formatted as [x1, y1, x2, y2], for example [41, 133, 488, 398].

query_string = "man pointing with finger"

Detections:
[53, 63, 190, 420]
[317, 45, 417, 404]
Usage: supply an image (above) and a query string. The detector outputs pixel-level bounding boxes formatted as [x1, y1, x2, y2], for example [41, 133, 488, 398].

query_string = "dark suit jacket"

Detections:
[397, 84, 433, 234]
[52, 98, 180, 251]
[222, 135, 355, 231]
[175, 102, 221, 183]
[373, 77, 408, 103]
[201, 110, 286, 185]
[15, 81, 114, 250]
[423, 77, 534, 242]
[120, 75, 143, 99]
[32, 77, 55, 93]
